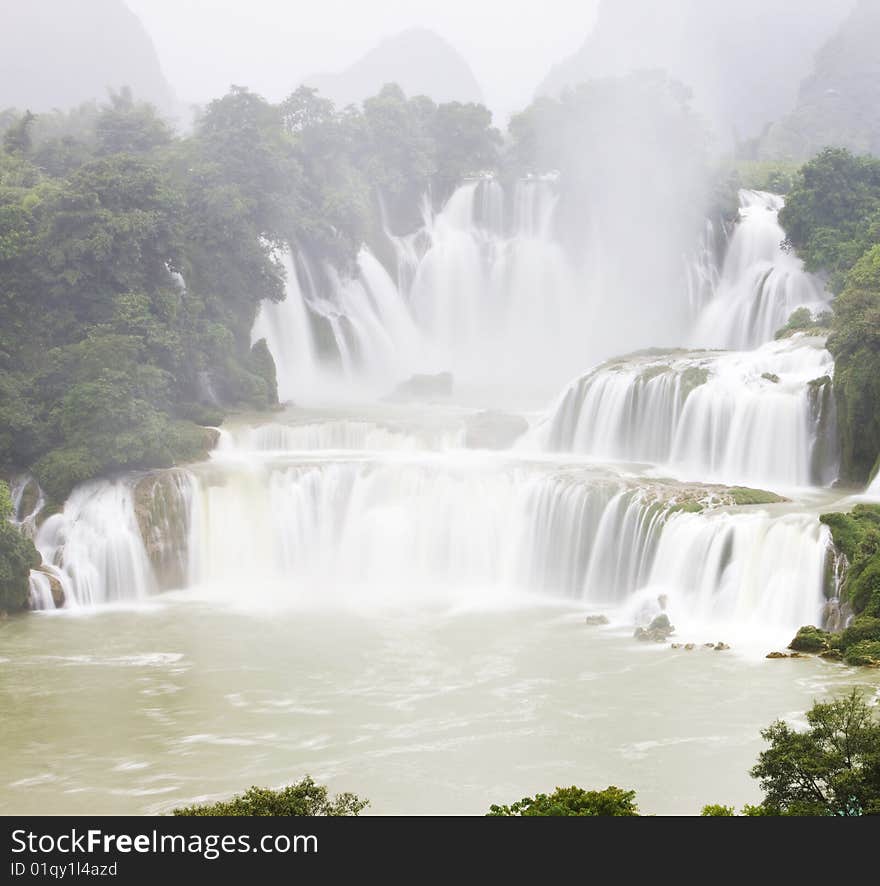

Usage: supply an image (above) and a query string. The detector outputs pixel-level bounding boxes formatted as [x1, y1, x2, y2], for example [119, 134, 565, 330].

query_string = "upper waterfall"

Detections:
[691, 190, 831, 350]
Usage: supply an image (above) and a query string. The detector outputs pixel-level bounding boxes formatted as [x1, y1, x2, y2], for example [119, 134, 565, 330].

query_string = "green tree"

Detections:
[750, 691, 880, 816]
[487, 785, 639, 817]
[172, 777, 368, 816]
[0, 479, 40, 612]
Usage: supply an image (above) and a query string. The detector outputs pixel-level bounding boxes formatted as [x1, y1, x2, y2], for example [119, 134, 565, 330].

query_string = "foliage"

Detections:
[0, 85, 500, 503]
[172, 777, 368, 817]
[774, 307, 832, 339]
[0, 479, 40, 612]
[779, 149, 880, 482]
[749, 691, 880, 815]
[699, 804, 735, 816]
[789, 625, 832, 653]
[487, 785, 639, 817]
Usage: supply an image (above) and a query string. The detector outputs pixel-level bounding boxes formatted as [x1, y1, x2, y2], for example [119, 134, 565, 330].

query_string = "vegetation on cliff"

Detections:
[0, 479, 39, 612]
[790, 505, 880, 666]
[0, 86, 499, 503]
[779, 148, 880, 483]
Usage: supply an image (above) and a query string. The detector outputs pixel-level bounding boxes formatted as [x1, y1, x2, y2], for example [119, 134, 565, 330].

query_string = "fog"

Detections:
[124, 0, 599, 119]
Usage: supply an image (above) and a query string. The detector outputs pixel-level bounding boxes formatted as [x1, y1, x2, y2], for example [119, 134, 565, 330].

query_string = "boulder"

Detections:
[684, 643, 695, 651]
[766, 651, 788, 659]
[585, 614, 610, 626]
[714, 642, 730, 651]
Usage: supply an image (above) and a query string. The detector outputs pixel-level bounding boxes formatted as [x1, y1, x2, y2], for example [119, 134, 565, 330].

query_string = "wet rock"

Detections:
[788, 625, 831, 653]
[766, 651, 788, 659]
[704, 643, 715, 648]
[684, 643, 695, 651]
[585, 614, 609, 626]
[820, 649, 843, 661]
[714, 642, 730, 651]
[671, 643, 682, 649]
[464, 410, 529, 450]
[387, 372, 454, 402]
[36, 567, 65, 608]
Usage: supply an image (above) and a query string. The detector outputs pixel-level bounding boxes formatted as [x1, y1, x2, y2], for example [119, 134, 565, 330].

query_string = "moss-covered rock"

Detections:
[133, 471, 193, 591]
[761, 373, 780, 384]
[842, 640, 880, 667]
[788, 625, 832, 653]
[728, 487, 786, 506]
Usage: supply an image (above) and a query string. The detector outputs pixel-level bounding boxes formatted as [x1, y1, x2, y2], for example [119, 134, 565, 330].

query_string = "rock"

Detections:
[387, 372, 453, 402]
[789, 652, 803, 658]
[464, 410, 529, 450]
[671, 643, 681, 649]
[34, 566, 65, 608]
[649, 613, 671, 631]
[585, 614, 609, 626]
[766, 651, 788, 659]
[714, 642, 730, 651]
[684, 643, 695, 651]
[788, 625, 831, 653]
[704, 642, 715, 648]
[635, 623, 673, 643]
[819, 649, 843, 661]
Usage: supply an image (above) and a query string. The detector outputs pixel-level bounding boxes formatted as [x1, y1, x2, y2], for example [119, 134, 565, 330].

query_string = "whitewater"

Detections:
[4, 183, 879, 815]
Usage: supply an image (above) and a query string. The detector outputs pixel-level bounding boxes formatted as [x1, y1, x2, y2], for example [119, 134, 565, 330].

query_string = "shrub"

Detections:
[172, 777, 369, 817]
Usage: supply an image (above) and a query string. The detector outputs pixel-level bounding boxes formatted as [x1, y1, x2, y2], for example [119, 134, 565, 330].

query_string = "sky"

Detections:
[124, 0, 599, 120]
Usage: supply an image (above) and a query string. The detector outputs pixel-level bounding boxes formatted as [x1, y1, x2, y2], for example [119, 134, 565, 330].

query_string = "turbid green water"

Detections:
[2, 598, 877, 815]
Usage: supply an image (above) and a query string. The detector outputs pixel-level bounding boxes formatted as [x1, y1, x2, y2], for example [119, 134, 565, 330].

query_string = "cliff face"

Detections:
[302, 29, 484, 108]
[538, 0, 852, 146]
[760, 0, 880, 161]
[0, 0, 176, 115]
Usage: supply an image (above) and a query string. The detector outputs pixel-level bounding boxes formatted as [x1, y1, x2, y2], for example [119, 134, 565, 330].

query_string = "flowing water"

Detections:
[2, 184, 876, 816]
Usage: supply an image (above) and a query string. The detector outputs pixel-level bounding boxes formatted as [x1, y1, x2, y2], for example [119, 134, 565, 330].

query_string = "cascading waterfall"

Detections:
[533, 335, 838, 488]
[31, 480, 158, 607]
[21, 182, 843, 646]
[216, 420, 465, 453]
[24, 451, 827, 637]
[691, 190, 831, 350]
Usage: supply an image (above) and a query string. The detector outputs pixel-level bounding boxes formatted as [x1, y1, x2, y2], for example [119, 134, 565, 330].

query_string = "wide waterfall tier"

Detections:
[250, 179, 611, 401]
[27, 458, 831, 639]
[691, 190, 831, 350]
[533, 335, 838, 489]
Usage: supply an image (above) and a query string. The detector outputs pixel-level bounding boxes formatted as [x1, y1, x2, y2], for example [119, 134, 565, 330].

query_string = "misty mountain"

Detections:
[537, 0, 853, 147]
[759, 0, 880, 160]
[302, 29, 484, 108]
[0, 0, 176, 115]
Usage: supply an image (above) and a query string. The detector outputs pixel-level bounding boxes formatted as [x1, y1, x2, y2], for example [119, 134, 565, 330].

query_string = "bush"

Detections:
[0, 480, 40, 611]
[487, 785, 639, 817]
[172, 777, 368, 817]
[788, 625, 832, 653]
[843, 640, 880, 666]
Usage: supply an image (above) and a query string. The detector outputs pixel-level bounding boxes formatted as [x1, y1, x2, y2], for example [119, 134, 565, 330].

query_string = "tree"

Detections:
[172, 777, 368, 816]
[750, 691, 880, 816]
[0, 479, 40, 612]
[487, 785, 639, 817]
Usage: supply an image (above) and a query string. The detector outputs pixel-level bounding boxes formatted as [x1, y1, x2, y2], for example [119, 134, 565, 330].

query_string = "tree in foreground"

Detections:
[172, 777, 368, 816]
[749, 690, 880, 816]
[487, 786, 639, 817]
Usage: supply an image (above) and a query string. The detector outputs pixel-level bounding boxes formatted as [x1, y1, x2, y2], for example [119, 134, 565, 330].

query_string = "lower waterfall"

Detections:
[26, 448, 831, 639]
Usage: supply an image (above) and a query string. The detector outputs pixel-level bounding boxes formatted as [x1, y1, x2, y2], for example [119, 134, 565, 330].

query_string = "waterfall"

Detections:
[38, 456, 817, 635]
[216, 420, 465, 453]
[31, 480, 158, 607]
[691, 190, 831, 349]
[534, 335, 837, 488]
[251, 250, 321, 403]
